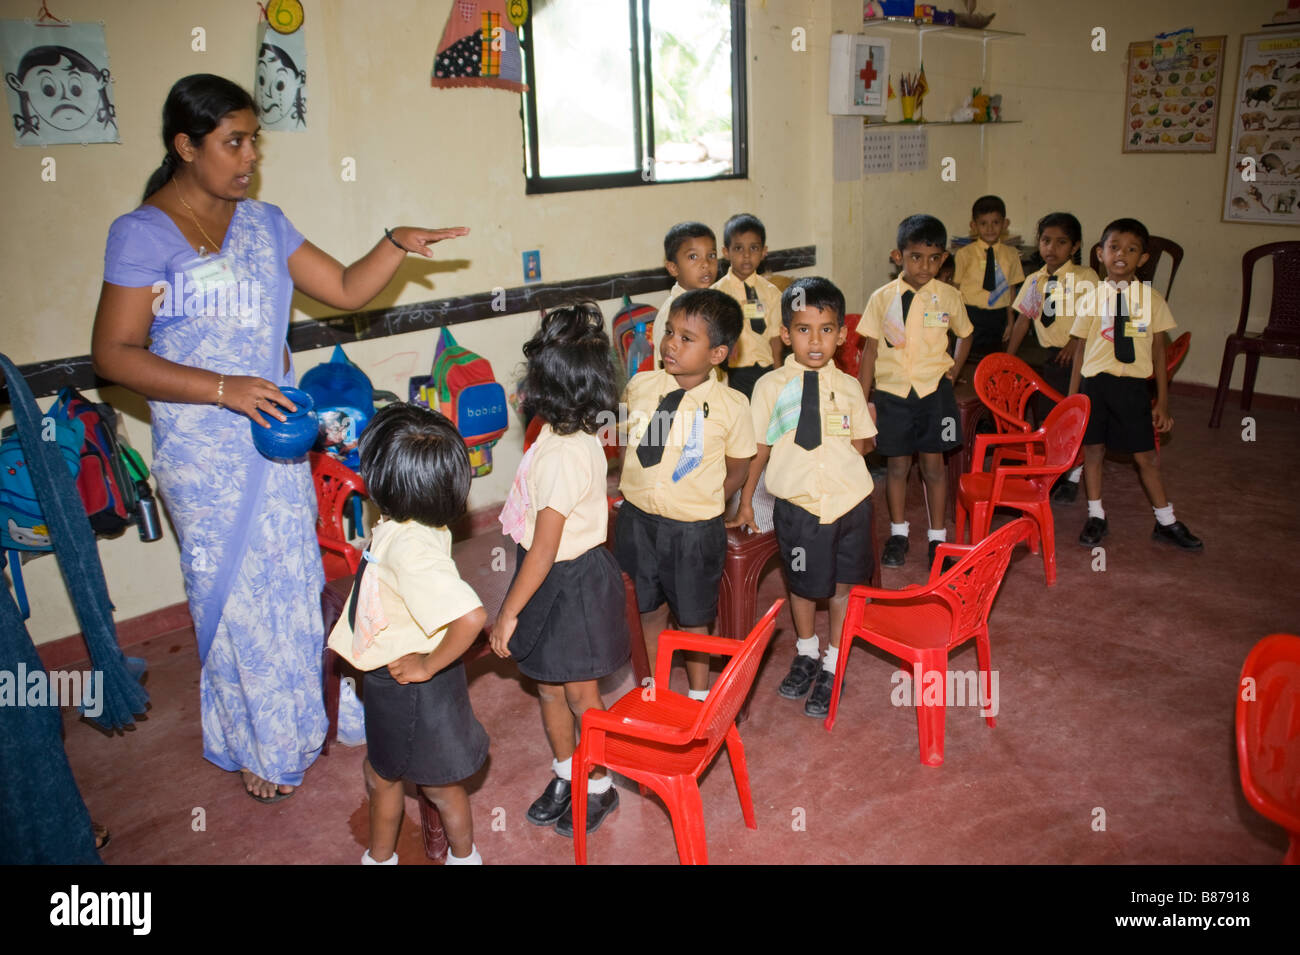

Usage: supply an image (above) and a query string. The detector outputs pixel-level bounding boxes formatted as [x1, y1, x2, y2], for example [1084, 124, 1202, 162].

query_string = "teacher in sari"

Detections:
[91, 74, 467, 802]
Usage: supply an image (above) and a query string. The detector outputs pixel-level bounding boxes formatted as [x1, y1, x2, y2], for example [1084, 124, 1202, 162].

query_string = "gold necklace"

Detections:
[173, 177, 222, 253]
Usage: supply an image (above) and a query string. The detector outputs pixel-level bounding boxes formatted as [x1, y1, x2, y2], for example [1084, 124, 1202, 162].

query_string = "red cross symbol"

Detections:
[859, 56, 877, 88]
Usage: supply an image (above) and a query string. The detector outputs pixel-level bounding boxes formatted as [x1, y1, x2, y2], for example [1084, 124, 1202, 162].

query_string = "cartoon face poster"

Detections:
[255, 21, 306, 131]
[1, 20, 118, 146]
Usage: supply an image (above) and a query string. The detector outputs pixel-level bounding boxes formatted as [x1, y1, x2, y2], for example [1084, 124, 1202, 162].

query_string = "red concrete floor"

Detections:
[59, 392, 1298, 864]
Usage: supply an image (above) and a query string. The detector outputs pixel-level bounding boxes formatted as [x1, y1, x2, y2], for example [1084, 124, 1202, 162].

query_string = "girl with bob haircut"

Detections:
[491, 303, 630, 838]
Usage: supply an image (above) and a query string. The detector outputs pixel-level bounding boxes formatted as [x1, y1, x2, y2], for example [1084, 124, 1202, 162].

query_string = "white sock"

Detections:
[687, 688, 709, 701]
[552, 757, 572, 781]
[795, 635, 820, 658]
[587, 775, 614, 795]
[1154, 503, 1176, 526]
[1087, 500, 1105, 520]
[362, 849, 397, 865]
[1068, 466, 1083, 483]
[890, 521, 910, 538]
[445, 844, 483, 866]
[927, 527, 947, 543]
[822, 646, 838, 672]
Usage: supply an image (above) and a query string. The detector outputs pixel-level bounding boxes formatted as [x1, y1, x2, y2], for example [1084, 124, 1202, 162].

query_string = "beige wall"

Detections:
[5, 0, 1295, 644]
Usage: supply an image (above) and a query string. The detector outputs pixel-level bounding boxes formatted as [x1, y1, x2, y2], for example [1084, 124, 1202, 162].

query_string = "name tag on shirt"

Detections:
[182, 252, 238, 289]
[825, 413, 850, 436]
[743, 302, 763, 320]
[923, 310, 950, 328]
[1127, 318, 1149, 338]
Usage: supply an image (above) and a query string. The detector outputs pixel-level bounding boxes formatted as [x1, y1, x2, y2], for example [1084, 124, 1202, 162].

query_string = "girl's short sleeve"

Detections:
[103, 213, 168, 288]
[530, 441, 584, 519]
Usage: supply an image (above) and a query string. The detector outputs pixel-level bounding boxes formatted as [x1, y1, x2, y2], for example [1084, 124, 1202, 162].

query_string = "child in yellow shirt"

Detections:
[952, 195, 1024, 358]
[651, 221, 719, 350]
[617, 289, 756, 698]
[1068, 218, 1202, 551]
[712, 213, 783, 397]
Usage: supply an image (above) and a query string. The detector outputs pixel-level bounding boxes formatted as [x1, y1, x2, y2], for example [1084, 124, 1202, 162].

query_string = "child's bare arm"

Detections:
[727, 444, 771, 532]
[387, 604, 488, 684]
[1007, 312, 1031, 356]
[490, 508, 565, 657]
[1002, 304, 1015, 342]
[724, 454, 752, 502]
[858, 337, 879, 398]
[1068, 337, 1084, 395]
[1151, 331, 1172, 432]
[948, 335, 972, 382]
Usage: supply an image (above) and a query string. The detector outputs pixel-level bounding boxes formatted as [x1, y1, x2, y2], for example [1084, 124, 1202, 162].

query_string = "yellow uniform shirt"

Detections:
[1013, 263, 1102, 350]
[326, 519, 482, 671]
[712, 269, 782, 368]
[1071, 282, 1176, 380]
[504, 424, 609, 561]
[752, 357, 877, 523]
[651, 282, 687, 357]
[860, 277, 973, 399]
[619, 370, 756, 521]
[954, 239, 1025, 310]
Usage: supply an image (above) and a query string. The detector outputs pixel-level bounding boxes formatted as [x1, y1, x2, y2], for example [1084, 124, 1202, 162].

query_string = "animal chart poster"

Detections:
[0, 20, 118, 146]
[1223, 30, 1300, 225]
[1122, 34, 1224, 154]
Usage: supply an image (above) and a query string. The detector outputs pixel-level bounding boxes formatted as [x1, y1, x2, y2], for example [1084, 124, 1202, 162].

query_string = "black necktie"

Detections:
[1041, 273, 1060, 327]
[346, 550, 369, 630]
[636, 389, 685, 467]
[982, 246, 996, 292]
[745, 283, 764, 334]
[889, 290, 915, 350]
[1114, 288, 1135, 364]
[794, 371, 821, 450]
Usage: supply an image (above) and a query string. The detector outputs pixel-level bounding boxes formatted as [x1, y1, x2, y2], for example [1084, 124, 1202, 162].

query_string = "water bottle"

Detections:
[626, 321, 653, 375]
[136, 480, 162, 542]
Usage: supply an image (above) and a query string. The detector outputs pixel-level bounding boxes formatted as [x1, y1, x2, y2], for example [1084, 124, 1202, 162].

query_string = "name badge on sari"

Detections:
[182, 251, 238, 290]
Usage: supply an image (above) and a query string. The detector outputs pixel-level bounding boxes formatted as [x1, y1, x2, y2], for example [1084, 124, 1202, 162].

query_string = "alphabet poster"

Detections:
[255, 20, 306, 131]
[0, 20, 118, 146]
[1223, 30, 1300, 225]
[1122, 34, 1223, 153]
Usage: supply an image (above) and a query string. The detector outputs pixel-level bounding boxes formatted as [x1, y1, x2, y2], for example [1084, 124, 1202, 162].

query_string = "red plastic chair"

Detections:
[955, 394, 1089, 586]
[833, 313, 864, 378]
[824, 518, 1033, 765]
[572, 599, 784, 864]
[973, 353, 1065, 470]
[309, 451, 366, 581]
[1236, 633, 1300, 865]
[1210, 242, 1300, 427]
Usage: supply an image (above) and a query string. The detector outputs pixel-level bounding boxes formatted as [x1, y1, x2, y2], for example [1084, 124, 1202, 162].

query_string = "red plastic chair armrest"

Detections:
[581, 705, 693, 746]
[1037, 380, 1066, 404]
[926, 541, 976, 584]
[654, 629, 747, 688]
[972, 431, 1046, 473]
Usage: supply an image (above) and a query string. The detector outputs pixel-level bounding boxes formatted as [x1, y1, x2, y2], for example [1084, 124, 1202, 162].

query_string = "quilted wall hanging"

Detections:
[431, 0, 528, 92]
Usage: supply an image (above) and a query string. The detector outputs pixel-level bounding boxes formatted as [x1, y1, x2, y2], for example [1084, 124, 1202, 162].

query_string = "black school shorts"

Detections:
[967, 305, 1009, 355]
[873, 379, 961, 457]
[614, 501, 726, 627]
[727, 363, 770, 401]
[772, 495, 874, 601]
[1081, 373, 1155, 454]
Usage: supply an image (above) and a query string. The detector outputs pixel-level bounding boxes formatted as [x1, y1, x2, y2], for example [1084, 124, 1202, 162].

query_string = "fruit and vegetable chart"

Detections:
[1122, 33, 1224, 154]
[1222, 30, 1300, 225]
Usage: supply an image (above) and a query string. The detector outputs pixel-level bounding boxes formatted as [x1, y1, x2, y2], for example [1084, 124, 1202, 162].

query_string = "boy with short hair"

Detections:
[712, 212, 784, 398]
[651, 222, 719, 349]
[953, 195, 1024, 357]
[732, 277, 876, 718]
[859, 214, 974, 570]
[1068, 218, 1202, 550]
[618, 289, 757, 698]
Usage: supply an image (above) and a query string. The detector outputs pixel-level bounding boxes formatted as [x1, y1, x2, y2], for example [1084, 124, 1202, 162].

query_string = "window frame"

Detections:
[519, 0, 749, 195]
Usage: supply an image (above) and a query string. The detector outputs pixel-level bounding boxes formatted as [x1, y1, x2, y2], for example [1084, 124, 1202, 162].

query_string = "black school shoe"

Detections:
[1152, 520, 1203, 550]
[803, 668, 836, 718]
[555, 786, 620, 838]
[881, 534, 909, 568]
[526, 777, 571, 827]
[1078, 517, 1109, 547]
[1051, 479, 1080, 504]
[778, 654, 821, 699]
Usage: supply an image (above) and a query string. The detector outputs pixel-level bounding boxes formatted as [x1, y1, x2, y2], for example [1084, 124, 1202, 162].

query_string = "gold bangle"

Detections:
[216, 374, 225, 408]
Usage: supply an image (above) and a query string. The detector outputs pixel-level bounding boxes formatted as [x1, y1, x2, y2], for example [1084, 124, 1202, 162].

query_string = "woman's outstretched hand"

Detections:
[222, 375, 295, 427]
[390, 226, 470, 257]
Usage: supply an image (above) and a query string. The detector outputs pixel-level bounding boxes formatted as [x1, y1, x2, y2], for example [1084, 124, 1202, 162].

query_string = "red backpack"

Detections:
[48, 387, 140, 535]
